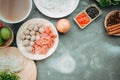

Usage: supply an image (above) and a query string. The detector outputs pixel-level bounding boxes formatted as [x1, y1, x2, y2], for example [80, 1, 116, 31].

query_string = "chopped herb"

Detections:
[96, 0, 120, 7]
[0, 71, 20, 80]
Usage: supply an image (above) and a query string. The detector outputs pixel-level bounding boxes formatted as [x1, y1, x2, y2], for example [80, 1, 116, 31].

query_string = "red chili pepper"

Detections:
[76, 12, 90, 28]
[0, 21, 3, 28]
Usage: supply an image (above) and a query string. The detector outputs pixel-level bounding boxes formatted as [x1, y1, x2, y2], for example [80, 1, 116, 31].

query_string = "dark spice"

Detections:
[86, 6, 99, 19]
[107, 11, 120, 26]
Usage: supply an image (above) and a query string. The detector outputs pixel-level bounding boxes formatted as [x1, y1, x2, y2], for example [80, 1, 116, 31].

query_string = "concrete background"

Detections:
[7, 0, 120, 80]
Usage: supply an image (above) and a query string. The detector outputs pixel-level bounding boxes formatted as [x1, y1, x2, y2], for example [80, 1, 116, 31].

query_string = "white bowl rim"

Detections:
[16, 18, 59, 60]
[0, 0, 32, 24]
[34, 0, 80, 18]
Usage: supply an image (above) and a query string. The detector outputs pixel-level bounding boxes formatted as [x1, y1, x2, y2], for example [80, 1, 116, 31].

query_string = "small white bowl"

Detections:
[0, 0, 32, 24]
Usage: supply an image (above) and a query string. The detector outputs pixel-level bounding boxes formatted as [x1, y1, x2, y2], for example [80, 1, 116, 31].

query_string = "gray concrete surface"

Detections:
[7, 0, 120, 80]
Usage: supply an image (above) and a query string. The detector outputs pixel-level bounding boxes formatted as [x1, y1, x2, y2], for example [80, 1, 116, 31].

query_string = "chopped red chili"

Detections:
[75, 12, 90, 28]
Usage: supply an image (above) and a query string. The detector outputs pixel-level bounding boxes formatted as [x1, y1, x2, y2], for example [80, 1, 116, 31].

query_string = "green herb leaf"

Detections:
[0, 71, 20, 80]
[96, 0, 120, 7]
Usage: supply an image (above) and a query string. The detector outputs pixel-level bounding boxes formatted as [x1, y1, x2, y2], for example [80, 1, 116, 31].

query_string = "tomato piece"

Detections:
[0, 21, 3, 28]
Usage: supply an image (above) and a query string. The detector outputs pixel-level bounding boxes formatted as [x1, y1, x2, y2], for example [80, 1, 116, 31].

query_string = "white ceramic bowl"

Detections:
[34, 0, 80, 18]
[17, 18, 59, 60]
[0, 0, 32, 24]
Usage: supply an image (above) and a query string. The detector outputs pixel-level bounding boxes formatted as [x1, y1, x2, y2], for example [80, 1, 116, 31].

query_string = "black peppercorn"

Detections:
[86, 6, 99, 19]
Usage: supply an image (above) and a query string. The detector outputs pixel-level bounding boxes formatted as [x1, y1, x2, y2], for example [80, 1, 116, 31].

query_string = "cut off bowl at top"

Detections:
[34, 0, 80, 18]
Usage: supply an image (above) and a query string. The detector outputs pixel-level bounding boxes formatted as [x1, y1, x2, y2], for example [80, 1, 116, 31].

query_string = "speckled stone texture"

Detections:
[5, 0, 120, 80]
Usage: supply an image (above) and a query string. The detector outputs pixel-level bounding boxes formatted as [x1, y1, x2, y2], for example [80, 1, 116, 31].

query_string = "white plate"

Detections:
[34, 0, 80, 18]
[17, 18, 59, 60]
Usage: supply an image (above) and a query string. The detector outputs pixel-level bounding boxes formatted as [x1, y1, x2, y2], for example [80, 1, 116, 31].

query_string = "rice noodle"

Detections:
[0, 52, 24, 73]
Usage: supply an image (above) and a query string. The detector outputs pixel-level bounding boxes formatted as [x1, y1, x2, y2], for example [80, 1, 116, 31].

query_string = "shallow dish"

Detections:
[17, 18, 59, 60]
[104, 10, 120, 36]
[34, 0, 80, 18]
[0, 27, 14, 48]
